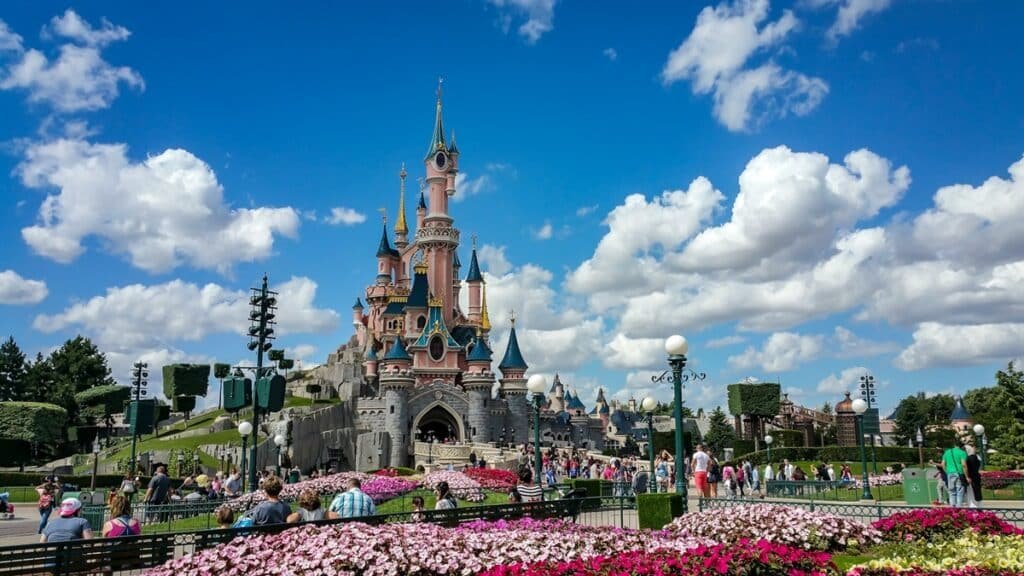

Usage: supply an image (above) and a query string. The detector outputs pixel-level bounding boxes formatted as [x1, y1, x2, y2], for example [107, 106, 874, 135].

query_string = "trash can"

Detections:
[902, 467, 935, 505]
[288, 469, 300, 484]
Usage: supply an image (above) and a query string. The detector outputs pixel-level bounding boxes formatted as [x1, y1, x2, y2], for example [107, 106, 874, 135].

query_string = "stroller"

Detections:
[0, 492, 14, 520]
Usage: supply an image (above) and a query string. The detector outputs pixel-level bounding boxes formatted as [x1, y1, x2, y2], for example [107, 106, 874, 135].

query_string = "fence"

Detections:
[0, 497, 595, 575]
[763, 480, 904, 502]
[698, 497, 1024, 527]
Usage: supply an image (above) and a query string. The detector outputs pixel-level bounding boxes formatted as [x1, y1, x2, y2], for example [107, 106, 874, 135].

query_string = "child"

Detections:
[215, 505, 234, 529]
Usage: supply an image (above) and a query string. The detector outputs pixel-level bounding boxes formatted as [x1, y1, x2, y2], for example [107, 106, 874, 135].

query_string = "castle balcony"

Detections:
[415, 226, 460, 248]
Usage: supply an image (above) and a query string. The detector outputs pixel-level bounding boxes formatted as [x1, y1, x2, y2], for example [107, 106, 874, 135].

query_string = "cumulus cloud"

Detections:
[603, 334, 664, 369]
[0, 10, 143, 112]
[809, 0, 892, 44]
[602, 48, 618, 61]
[661, 0, 827, 131]
[0, 269, 48, 305]
[728, 331, 824, 372]
[326, 207, 366, 226]
[575, 204, 599, 217]
[706, 335, 746, 348]
[453, 172, 491, 202]
[33, 276, 338, 350]
[816, 365, 868, 394]
[533, 221, 553, 240]
[895, 323, 1024, 371]
[488, 0, 557, 44]
[18, 138, 299, 273]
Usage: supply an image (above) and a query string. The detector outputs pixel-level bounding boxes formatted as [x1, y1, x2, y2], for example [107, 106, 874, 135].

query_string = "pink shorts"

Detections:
[695, 471, 709, 491]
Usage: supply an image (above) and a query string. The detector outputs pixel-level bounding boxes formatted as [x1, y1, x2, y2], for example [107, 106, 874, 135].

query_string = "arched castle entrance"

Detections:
[413, 402, 464, 443]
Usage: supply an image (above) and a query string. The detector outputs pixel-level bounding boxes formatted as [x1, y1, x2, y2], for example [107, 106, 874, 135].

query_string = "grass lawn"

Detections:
[283, 396, 340, 408]
[787, 461, 903, 477]
[831, 553, 873, 572]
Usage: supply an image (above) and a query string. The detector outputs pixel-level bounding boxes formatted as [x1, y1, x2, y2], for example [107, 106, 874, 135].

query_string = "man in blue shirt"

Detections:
[329, 477, 376, 518]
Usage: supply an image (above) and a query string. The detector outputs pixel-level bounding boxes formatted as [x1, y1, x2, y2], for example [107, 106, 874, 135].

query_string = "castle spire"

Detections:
[425, 77, 446, 160]
[466, 239, 483, 283]
[376, 219, 398, 258]
[395, 163, 409, 241]
[499, 311, 528, 371]
[480, 281, 491, 331]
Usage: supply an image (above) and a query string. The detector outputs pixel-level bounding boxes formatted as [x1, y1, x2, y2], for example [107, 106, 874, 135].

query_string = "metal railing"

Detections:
[763, 480, 904, 501]
[698, 497, 1024, 527]
[0, 498, 590, 575]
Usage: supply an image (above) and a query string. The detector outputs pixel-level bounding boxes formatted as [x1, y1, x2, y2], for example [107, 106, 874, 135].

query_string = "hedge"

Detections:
[0, 472, 150, 489]
[569, 479, 614, 509]
[732, 439, 755, 457]
[74, 384, 131, 415]
[727, 383, 780, 417]
[739, 446, 922, 465]
[637, 492, 685, 529]
[213, 363, 232, 380]
[772, 429, 807, 448]
[172, 395, 197, 413]
[0, 401, 68, 444]
[162, 364, 211, 398]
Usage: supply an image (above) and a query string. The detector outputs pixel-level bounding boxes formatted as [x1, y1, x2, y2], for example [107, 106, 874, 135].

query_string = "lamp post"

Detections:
[177, 453, 185, 478]
[764, 434, 773, 465]
[651, 335, 706, 511]
[859, 374, 878, 474]
[193, 453, 201, 476]
[852, 399, 872, 500]
[238, 421, 253, 492]
[274, 434, 286, 476]
[973, 424, 986, 468]
[128, 361, 148, 477]
[90, 439, 100, 491]
[642, 396, 658, 493]
[527, 374, 548, 489]
[916, 427, 924, 466]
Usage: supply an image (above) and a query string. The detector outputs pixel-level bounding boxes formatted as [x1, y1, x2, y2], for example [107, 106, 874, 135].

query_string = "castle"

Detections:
[319, 88, 606, 469]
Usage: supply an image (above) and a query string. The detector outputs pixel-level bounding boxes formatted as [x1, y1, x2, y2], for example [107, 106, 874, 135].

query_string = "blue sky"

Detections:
[1, 0, 1022, 418]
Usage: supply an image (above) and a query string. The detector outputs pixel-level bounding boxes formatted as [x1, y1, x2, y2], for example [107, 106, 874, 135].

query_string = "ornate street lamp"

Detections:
[642, 396, 658, 493]
[90, 439, 101, 491]
[238, 421, 253, 492]
[274, 434, 286, 476]
[916, 427, 924, 467]
[764, 434, 773, 465]
[651, 335, 706, 510]
[852, 399, 872, 500]
[973, 424, 986, 468]
[527, 374, 548, 489]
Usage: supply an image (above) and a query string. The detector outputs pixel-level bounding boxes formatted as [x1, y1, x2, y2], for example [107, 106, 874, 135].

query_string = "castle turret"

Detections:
[464, 333, 495, 444]
[352, 298, 366, 348]
[363, 340, 378, 380]
[404, 260, 430, 336]
[416, 183, 427, 230]
[376, 221, 400, 285]
[480, 281, 492, 332]
[499, 314, 530, 444]
[466, 243, 484, 322]
[452, 251, 462, 316]
[394, 164, 409, 250]
[548, 374, 565, 412]
[380, 337, 413, 467]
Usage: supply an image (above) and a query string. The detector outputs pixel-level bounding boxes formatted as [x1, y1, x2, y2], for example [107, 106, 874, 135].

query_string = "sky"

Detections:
[1, 0, 1023, 419]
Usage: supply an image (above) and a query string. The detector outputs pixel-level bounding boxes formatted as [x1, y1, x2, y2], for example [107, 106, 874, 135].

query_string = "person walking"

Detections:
[690, 445, 711, 498]
[965, 445, 983, 509]
[40, 498, 93, 542]
[329, 477, 376, 518]
[35, 477, 58, 534]
[707, 452, 720, 498]
[942, 442, 969, 507]
[101, 493, 141, 537]
[144, 465, 171, 522]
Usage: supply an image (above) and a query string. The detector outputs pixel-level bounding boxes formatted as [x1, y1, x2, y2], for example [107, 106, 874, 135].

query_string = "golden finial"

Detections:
[428, 293, 443, 308]
[481, 281, 491, 331]
[395, 163, 408, 235]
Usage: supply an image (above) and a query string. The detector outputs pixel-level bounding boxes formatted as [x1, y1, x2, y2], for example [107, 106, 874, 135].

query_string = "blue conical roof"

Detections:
[365, 344, 377, 361]
[424, 93, 446, 160]
[418, 189, 427, 210]
[353, 297, 364, 309]
[467, 337, 492, 362]
[376, 224, 399, 258]
[383, 338, 411, 361]
[951, 397, 972, 421]
[466, 248, 483, 282]
[498, 324, 528, 371]
[452, 251, 461, 269]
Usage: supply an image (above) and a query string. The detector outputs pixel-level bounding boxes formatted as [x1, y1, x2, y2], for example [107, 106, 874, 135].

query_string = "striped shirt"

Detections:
[515, 483, 543, 503]
[329, 488, 376, 518]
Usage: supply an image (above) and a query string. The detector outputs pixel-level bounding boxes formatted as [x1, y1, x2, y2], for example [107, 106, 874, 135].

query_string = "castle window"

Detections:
[417, 315, 426, 330]
[390, 405, 394, 414]
[429, 335, 444, 361]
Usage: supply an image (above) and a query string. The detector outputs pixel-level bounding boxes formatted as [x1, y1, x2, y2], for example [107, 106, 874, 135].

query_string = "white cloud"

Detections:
[728, 331, 824, 372]
[833, 326, 899, 358]
[0, 11, 142, 113]
[478, 244, 512, 276]
[488, 0, 557, 44]
[816, 365, 868, 394]
[33, 276, 338, 350]
[895, 323, 1024, 371]
[603, 334, 664, 369]
[0, 20, 24, 53]
[453, 172, 491, 201]
[575, 204, 598, 217]
[533, 221, 553, 240]
[661, 0, 826, 131]
[286, 344, 317, 366]
[326, 206, 366, 226]
[602, 48, 618, 61]
[47, 9, 131, 47]
[706, 335, 746, 348]
[18, 138, 299, 273]
[813, 0, 892, 44]
[0, 269, 48, 304]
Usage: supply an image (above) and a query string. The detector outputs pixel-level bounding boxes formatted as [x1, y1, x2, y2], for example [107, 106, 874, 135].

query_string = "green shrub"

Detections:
[162, 364, 211, 397]
[569, 479, 613, 510]
[732, 439, 755, 457]
[637, 493, 685, 529]
[774, 429, 807, 448]
[0, 402, 68, 444]
[74, 385, 131, 415]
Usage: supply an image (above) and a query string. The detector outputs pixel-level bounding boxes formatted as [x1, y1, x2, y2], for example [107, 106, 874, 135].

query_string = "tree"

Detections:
[49, 336, 116, 394]
[652, 400, 694, 418]
[702, 407, 737, 455]
[21, 353, 54, 404]
[993, 362, 1024, 461]
[726, 382, 780, 451]
[892, 392, 957, 446]
[0, 336, 27, 401]
[963, 386, 1013, 444]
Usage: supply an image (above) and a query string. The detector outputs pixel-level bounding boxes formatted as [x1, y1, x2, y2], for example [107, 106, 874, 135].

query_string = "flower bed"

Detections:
[225, 472, 418, 511]
[850, 532, 1024, 575]
[464, 468, 519, 491]
[144, 518, 714, 576]
[478, 540, 835, 576]
[420, 470, 486, 502]
[870, 508, 1022, 543]
[855, 473, 904, 488]
[664, 503, 882, 551]
[980, 470, 1024, 490]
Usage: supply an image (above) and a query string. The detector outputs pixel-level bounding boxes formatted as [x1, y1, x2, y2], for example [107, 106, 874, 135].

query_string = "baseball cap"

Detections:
[59, 497, 82, 517]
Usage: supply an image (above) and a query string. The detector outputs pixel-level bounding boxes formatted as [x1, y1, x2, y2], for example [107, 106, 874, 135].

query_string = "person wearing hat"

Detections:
[40, 498, 93, 543]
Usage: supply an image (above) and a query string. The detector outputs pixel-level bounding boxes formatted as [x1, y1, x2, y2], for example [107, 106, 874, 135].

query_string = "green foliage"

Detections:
[727, 383, 780, 416]
[0, 401, 68, 444]
[702, 406, 736, 454]
[367, 466, 417, 476]
[74, 384, 130, 418]
[172, 395, 197, 414]
[892, 392, 957, 445]
[162, 364, 211, 397]
[652, 430, 694, 458]
[49, 336, 116, 394]
[651, 401, 694, 418]
[568, 479, 613, 508]
[733, 439, 755, 456]
[0, 471, 145, 488]
[0, 336, 28, 401]
[278, 358, 295, 370]
[773, 429, 807, 448]
[992, 362, 1024, 462]
[268, 349, 285, 362]
[213, 363, 231, 380]
[637, 493, 685, 529]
